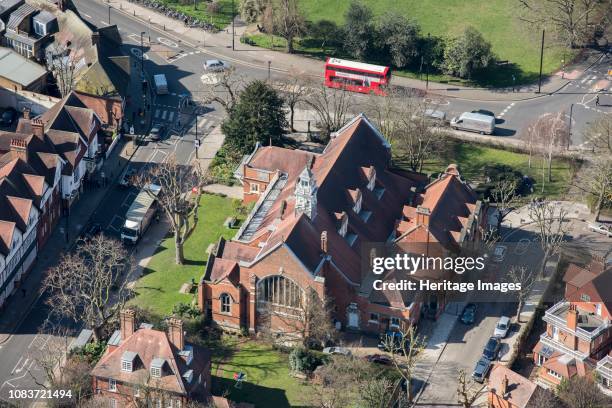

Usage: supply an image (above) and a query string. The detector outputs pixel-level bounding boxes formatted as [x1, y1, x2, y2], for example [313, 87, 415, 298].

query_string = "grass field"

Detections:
[129, 194, 242, 315]
[212, 340, 314, 407]
[420, 141, 575, 198]
[245, 0, 575, 86]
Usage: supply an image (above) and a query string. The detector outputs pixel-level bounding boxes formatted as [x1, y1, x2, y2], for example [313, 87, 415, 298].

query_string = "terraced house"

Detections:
[532, 258, 612, 393]
[198, 114, 486, 336]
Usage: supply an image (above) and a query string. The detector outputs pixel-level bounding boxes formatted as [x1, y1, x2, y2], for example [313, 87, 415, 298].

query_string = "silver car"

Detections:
[204, 59, 230, 72]
[588, 223, 612, 237]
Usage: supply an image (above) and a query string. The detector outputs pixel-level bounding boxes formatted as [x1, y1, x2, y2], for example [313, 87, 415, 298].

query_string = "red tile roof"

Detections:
[488, 365, 538, 408]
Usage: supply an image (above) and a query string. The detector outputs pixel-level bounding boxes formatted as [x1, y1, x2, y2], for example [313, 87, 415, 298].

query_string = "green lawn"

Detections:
[129, 194, 242, 315]
[244, 0, 576, 87]
[155, 0, 235, 30]
[420, 141, 575, 198]
[212, 340, 314, 407]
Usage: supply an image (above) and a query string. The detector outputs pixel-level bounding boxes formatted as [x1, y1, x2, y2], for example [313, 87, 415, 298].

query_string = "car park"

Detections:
[0, 108, 16, 127]
[377, 331, 408, 354]
[460, 303, 477, 324]
[472, 357, 492, 383]
[494, 316, 511, 338]
[148, 123, 165, 141]
[588, 223, 612, 237]
[492, 245, 507, 263]
[482, 336, 501, 360]
[204, 59, 230, 72]
[322, 347, 351, 356]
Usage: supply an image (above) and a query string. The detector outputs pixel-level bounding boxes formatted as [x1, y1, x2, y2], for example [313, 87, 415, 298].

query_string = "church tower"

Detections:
[295, 165, 317, 220]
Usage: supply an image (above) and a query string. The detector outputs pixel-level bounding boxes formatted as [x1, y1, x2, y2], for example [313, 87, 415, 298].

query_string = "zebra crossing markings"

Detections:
[496, 102, 515, 119]
[167, 50, 202, 63]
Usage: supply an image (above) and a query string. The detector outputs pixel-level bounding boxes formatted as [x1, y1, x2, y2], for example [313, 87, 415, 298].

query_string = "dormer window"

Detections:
[182, 369, 194, 384]
[338, 214, 348, 237]
[179, 345, 194, 366]
[121, 351, 137, 372]
[349, 189, 362, 214]
[150, 357, 165, 378]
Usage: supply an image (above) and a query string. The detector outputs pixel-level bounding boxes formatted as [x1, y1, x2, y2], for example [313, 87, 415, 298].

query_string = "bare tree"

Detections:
[585, 114, 612, 155]
[275, 71, 309, 131]
[259, 287, 336, 348]
[138, 154, 208, 265]
[201, 66, 245, 112]
[572, 156, 612, 221]
[529, 200, 569, 277]
[491, 179, 519, 225]
[385, 325, 427, 404]
[530, 387, 564, 408]
[27, 322, 74, 390]
[529, 112, 569, 190]
[456, 369, 486, 408]
[358, 377, 397, 408]
[558, 375, 612, 408]
[507, 265, 537, 322]
[47, 44, 80, 97]
[43, 235, 131, 340]
[304, 84, 354, 140]
[274, 0, 306, 54]
[521, 121, 538, 169]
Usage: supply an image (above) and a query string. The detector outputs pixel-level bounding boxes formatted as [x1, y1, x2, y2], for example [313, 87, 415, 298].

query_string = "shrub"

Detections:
[71, 341, 107, 364]
[207, 0, 221, 14]
[288, 347, 329, 373]
[173, 302, 201, 319]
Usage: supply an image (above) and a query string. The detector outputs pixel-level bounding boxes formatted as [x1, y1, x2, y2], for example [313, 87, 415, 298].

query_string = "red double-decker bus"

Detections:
[324, 57, 391, 95]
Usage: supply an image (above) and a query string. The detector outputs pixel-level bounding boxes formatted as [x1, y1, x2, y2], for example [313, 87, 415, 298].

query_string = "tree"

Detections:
[222, 80, 287, 154]
[138, 155, 207, 265]
[274, 0, 306, 54]
[239, 0, 265, 23]
[442, 27, 495, 79]
[572, 156, 612, 221]
[308, 20, 340, 52]
[519, 0, 602, 47]
[529, 200, 569, 277]
[342, 1, 374, 59]
[43, 236, 131, 340]
[376, 13, 420, 68]
[385, 326, 426, 404]
[276, 71, 308, 131]
[557, 375, 612, 408]
[358, 377, 397, 408]
[585, 114, 612, 154]
[528, 112, 569, 189]
[456, 369, 487, 408]
[507, 265, 537, 322]
[47, 44, 79, 97]
[529, 388, 565, 408]
[491, 178, 519, 224]
[304, 84, 354, 141]
[201, 66, 245, 112]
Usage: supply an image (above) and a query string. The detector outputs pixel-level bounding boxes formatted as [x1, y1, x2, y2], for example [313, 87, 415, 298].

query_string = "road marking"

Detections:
[168, 111, 175, 122]
[10, 356, 23, 375]
[108, 215, 124, 232]
[580, 77, 588, 84]
[161, 110, 167, 120]
[83, 13, 92, 18]
[157, 37, 178, 48]
[99, 20, 109, 25]
[198, 118, 208, 128]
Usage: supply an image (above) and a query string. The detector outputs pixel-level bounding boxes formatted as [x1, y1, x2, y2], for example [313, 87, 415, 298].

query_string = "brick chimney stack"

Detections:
[500, 375, 508, 396]
[31, 119, 44, 138]
[22, 107, 31, 120]
[567, 304, 578, 331]
[168, 318, 184, 351]
[320, 231, 328, 254]
[10, 139, 28, 163]
[120, 309, 136, 340]
[416, 206, 431, 227]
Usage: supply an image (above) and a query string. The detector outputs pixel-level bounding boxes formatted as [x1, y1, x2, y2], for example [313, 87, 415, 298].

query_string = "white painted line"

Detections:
[100, 20, 109, 25]
[581, 77, 588, 84]
[198, 118, 208, 128]
[168, 111, 175, 122]
[161, 110, 168, 120]
[10, 357, 23, 375]
[83, 13, 92, 18]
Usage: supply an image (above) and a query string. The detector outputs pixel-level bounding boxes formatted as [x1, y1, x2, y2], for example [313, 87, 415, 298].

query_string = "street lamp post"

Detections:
[148, 18, 152, 43]
[568, 103, 573, 149]
[108, 5, 111, 25]
[537, 29, 545, 93]
[195, 113, 199, 159]
[425, 32, 430, 90]
[231, 0, 235, 50]
[268, 61, 271, 81]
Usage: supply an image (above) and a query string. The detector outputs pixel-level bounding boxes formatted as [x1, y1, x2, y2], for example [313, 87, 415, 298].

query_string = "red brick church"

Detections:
[198, 114, 486, 335]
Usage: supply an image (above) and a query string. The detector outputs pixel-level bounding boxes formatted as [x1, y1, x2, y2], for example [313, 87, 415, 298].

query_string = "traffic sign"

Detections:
[194, 139, 201, 147]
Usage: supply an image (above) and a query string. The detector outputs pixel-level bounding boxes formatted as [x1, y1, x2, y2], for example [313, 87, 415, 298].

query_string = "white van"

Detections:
[153, 74, 168, 95]
[450, 112, 495, 135]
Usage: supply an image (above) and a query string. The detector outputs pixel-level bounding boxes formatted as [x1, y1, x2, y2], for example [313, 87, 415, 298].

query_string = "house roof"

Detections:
[91, 327, 210, 396]
[564, 259, 612, 316]
[0, 220, 16, 256]
[488, 365, 538, 408]
[6, 3, 36, 31]
[0, 47, 47, 87]
[39, 92, 100, 144]
[33, 10, 55, 24]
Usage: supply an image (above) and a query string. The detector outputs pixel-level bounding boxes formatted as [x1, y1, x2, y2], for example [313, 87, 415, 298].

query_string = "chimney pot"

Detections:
[320, 231, 328, 254]
[22, 107, 30, 120]
[168, 318, 184, 351]
[31, 119, 44, 138]
[567, 304, 579, 331]
[501, 374, 508, 396]
[120, 309, 136, 340]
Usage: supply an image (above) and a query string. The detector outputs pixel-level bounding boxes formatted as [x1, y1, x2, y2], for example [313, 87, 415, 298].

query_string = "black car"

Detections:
[482, 336, 501, 361]
[0, 108, 16, 126]
[460, 303, 477, 324]
[472, 357, 492, 383]
[377, 331, 408, 355]
[80, 223, 102, 241]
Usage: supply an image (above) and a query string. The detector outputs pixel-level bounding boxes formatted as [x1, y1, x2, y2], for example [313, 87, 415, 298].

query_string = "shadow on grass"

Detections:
[212, 376, 292, 408]
[183, 258, 206, 266]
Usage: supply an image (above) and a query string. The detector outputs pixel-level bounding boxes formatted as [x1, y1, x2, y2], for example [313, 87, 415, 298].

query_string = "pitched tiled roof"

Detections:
[39, 92, 100, 144]
[91, 327, 210, 396]
[6, 3, 36, 31]
[0, 220, 16, 256]
[564, 259, 612, 317]
[5, 195, 32, 230]
[488, 365, 538, 408]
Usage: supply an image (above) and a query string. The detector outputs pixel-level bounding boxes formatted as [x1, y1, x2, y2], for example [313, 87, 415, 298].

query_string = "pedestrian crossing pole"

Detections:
[195, 114, 199, 159]
[537, 29, 545, 93]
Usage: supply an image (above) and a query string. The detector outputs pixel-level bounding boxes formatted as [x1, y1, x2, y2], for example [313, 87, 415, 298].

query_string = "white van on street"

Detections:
[450, 112, 495, 135]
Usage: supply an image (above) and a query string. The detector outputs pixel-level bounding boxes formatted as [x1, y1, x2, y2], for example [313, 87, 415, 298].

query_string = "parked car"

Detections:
[588, 223, 612, 237]
[204, 59, 230, 72]
[322, 347, 351, 356]
[472, 357, 492, 383]
[482, 336, 501, 361]
[80, 223, 102, 241]
[148, 123, 165, 141]
[119, 168, 137, 188]
[450, 112, 495, 135]
[424, 109, 446, 123]
[0, 108, 16, 127]
[492, 245, 507, 263]
[377, 331, 408, 354]
[460, 303, 477, 324]
[365, 354, 393, 366]
[494, 316, 511, 338]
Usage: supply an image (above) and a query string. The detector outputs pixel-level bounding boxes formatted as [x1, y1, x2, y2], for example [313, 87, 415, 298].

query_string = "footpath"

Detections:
[107, 0, 602, 102]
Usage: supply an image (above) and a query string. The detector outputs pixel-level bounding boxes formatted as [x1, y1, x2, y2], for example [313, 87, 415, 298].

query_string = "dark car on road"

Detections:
[482, 336, 501, 361]
[148, 123, 165, 141]
[377, 331, 408, 355]
[460, 303, 477, 324]
[1, 108, 16, 127]
[79, 223, 102, 241]
[472, 357, 492, 383]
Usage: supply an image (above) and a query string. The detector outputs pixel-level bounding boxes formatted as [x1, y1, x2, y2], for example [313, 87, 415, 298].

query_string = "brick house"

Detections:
[532, 258, 611, 389]
[488, 365, 546, 408]
[198, 114, 485, 335]
[91, 310, 212, 408]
